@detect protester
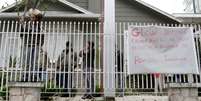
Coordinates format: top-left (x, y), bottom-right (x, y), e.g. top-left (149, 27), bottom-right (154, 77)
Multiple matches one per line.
top-left (56, 41), bottom-right (75, 97)
top-left (19, 8), bottom-right (45, 82)
top-left (116, 50), bottom-right (124, 97)
top-left (80, 41), bottom-right (95, 99)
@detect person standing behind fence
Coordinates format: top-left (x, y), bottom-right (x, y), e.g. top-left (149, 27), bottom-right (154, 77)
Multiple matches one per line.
top-left (80, 41), bottom-right (95, 99)
top-left (38, 48), bottom-right (50, 81)
top-left (19, 8), bottom-right (44, 82)
top-left (116, 50), bottom-right (124, 97)
top-left (56, 41), bottom-right (74, 97)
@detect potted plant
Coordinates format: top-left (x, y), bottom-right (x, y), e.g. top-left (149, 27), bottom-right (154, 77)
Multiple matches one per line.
top-left (93, 84), bottom-right (102, 97)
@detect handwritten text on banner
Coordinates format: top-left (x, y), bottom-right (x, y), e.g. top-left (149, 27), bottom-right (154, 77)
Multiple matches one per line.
top-left (127, 26), bottom-right (199, 74)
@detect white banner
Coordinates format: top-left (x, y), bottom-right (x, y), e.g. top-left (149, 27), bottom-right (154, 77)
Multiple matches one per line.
top-left (126, 26), bottom-right (199, 74)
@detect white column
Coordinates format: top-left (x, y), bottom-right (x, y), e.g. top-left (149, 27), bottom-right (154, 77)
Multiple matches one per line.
top-left (104, 0), bottom-right (115, 97)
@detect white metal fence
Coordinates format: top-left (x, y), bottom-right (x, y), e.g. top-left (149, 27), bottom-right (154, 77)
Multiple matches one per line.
top-left (0, 21), bottom-right (201, 99)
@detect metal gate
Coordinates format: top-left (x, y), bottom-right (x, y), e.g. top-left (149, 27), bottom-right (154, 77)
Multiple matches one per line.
top-left (0, 21), bottom-right (201, 100)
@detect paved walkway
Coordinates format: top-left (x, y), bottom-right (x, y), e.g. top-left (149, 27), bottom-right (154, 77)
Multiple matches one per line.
top-left (1, 96), bottom-right (201, 101)
top-left (52, 96), bottom-right (201, 101)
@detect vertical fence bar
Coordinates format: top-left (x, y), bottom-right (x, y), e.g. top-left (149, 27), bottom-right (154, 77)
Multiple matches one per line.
top-left (19, 21), bottom-right (26, 82)
top-left (64, 21), bottom-right (68, 90)
top-left (115, 22), bottom-right (118, 92)
top-left (34, 21), bottom-right (39, 81)
top-left (62, 21), bottom-right (66, 89)
top-left (8, 21), bottom-right (14, 81)
top-left (63, 21), bottom-right (67, 90)
top-left (72, 21), bottom-right (76, 91)
top-left (28, 21), bottom-right (35, 82)
top-left (40, 21), bottom-right (44, 83)
top-left (117, 22), bottom-right (120, 91)
top-left (5, 21), bottom-right (11, 101)
top-left (74, 21), bottom-right (77, 90)
top-left (24, 21), bottom-right (30, 81)
top-left (76, 21), bottom-right (80, 89)
top-left (62, 21), bottom-right (65, 89)
top-left (68, 21), bottom-right (72, 90)
top-left (94, 22), bottom-right (97, 93)
top-left (122, 22), bottom-right (128, 91)
top-left (195, 24), bottom-right (199, 83)
top-left (189, 23), bottom-right (194, 83)
top-left (43, 21), bottom-right (48, 88)
top-left (126, 22), bottom-right (131, 91)
top-left (80, 22), bottom-right (84, 89)
top-left (90, 22), bottom-right (95, 92)
top-left (85, 22), bottom-right (88, 90)
top-left (33, 21), bottom-right (38, 82)
top-left (57, 21), bottom-right (60, 89)
top-left (198, 24), bottom-right (201, 84)
top-left (14, 21), bottom-right (19, 82)
top-left (37, 21), bottom-right (43, 82)
top-left (53, 21), bottom-right (57, 88)
top-left (0, 21), bottom-right (6, 91)
top-left (47, 21), bottom-right (52, 89)
top-left (49, 21), bottom-right (54, 88)
top-left (58, 21), bottom-right (61, 89)
top-left (98, 22), bottom-right (101, 88)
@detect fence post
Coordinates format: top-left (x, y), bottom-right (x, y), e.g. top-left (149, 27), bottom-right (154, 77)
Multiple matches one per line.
top-left (167, 83), bottom-right (199, 101)
top-left (8, 82), bottom-right (44, 101)
top-left (103, 0), bottom-right (116, 100)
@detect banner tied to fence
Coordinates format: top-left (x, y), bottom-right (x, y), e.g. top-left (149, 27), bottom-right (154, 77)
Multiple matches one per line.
top-left (126, 26), bottom-right (199, 74)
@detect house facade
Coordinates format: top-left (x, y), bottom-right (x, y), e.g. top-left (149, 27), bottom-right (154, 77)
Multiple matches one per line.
top-left (0, 0), bottom-right (182, 71)
top-left (0, 0), bottom-right (181, 23)
top-left (0, 0), bottom-right (195, 100)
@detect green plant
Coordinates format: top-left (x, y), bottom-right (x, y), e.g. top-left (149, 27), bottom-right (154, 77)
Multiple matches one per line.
top-left (9, 56), bottom-right (17, 68)
top-left (0, 86), bottom-right (7, 100)
top-left (41, 81), bottom-right (59, 100)
top-left (42, 81), bottom-right (59, 92)
top-left (95, 85), bottom-right (101, 92)
top-left (93, 84), bottom-right (102, 97)
top-left (0, 71), bottom-right (6, 86)
top-left (0, 71), bottom-right (7, 99)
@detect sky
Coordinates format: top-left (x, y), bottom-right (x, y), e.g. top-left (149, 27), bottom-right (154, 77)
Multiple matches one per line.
top-left (1, 0), bottom-right (185, 14)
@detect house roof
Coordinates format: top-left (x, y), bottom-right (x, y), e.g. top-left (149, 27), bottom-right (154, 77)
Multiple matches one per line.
top-left (173, 13), bottom-right (201, 23)
top-left (0, 1), bottom-right (21, 13)
top-left (129, 0), bottom-right (182, 23)
top-left (0, 11), bottom-right (100, 19)
top-left (57, 0), bottom-right (93, 14)
top-left (173, 13), bottom-right (201, 18)
top-left (0, 0), bottom-right (95, 15)
top-left (0, 0), bottom-right (182, 22)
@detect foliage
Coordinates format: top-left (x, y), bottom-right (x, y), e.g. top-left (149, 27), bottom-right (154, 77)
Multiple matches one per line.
top-left (0, 72), bottom-right (7, 99)
top-left (9, 56), bottom-right (17, 68)
top-left (41, 81), bottom-right (59, 100)
top-left (0, 86), bottom-right (6, 97)
top-left (95, 84), bottom-right (101, 92)
top-left (93, 84), bottom-right (102, 97)
top-left (2, 0), bottom-right (59, 19)
top-left (0, 72), bottom-right (6, 86)
top-left (42, 81), bottom-right (59, 92)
